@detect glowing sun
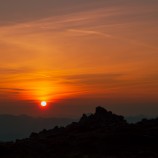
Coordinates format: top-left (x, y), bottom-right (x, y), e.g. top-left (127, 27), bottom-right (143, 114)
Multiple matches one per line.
top-left (41, 101), bottom-right (47, 107)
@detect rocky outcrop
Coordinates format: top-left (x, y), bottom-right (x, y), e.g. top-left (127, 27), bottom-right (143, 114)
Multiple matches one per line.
top-left (79, 106), bottom-right (127, 128)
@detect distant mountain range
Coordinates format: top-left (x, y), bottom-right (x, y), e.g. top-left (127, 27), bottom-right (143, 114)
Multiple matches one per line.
top-left (0, 106), bottom-right (158, 158)
top-left (0, 113), bottom-right (150, 141)
top-left (125, 115), bottom-right (152, 123)
top-left (0, 115), bottom-right (75, 141)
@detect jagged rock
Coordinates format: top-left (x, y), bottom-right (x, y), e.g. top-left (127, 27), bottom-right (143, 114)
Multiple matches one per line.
top-left (95, 106), bottom-right (108, 115)
top-left (78, 106), bottom-right (127, 128)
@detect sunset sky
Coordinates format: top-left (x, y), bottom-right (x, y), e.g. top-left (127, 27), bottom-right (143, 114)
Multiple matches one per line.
top-left (0, 0), bottom-right (158, 117)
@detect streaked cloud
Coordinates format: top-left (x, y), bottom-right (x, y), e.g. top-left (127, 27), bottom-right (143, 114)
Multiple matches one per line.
top-left (0, 0), bottom-right (157, 116)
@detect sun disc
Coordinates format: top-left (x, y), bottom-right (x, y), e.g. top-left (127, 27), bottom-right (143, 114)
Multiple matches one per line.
top-left (41, 101), bottom-right (47, 107)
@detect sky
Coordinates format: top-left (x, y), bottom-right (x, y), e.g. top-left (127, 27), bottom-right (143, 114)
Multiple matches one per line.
top-left (0, 0), bottom-right (158, 117)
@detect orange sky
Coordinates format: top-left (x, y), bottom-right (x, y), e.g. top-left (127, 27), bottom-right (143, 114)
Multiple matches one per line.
top-left (0, 0), bottom-right (158, 117)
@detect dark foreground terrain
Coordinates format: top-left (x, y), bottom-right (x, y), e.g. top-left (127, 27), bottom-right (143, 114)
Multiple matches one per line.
top-left (0, 106), bottom-right (158, 158)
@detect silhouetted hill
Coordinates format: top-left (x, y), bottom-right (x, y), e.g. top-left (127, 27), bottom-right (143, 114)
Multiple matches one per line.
top-left (0, 115), bottom-right (75, 141)
top-left (0, 106), bottom-right (158, 158)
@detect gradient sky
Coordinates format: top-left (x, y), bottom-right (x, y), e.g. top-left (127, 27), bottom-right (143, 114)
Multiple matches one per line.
top-left (0, 0), bottom-right (158, 117)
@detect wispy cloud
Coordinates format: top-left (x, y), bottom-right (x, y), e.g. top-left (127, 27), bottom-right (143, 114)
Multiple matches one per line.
top-left (0, 0), bottom-right (157, 104)
top-left (0, 67), bottom-right (33, 74)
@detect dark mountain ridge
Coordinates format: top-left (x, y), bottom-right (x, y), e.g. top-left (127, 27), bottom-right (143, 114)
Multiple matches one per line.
top-left (0, 106), bottom-right (158, 158)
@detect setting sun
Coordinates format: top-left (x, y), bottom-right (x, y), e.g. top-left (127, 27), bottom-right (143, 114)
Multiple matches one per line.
top-left (41, 101), bottom-right (47, 107)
